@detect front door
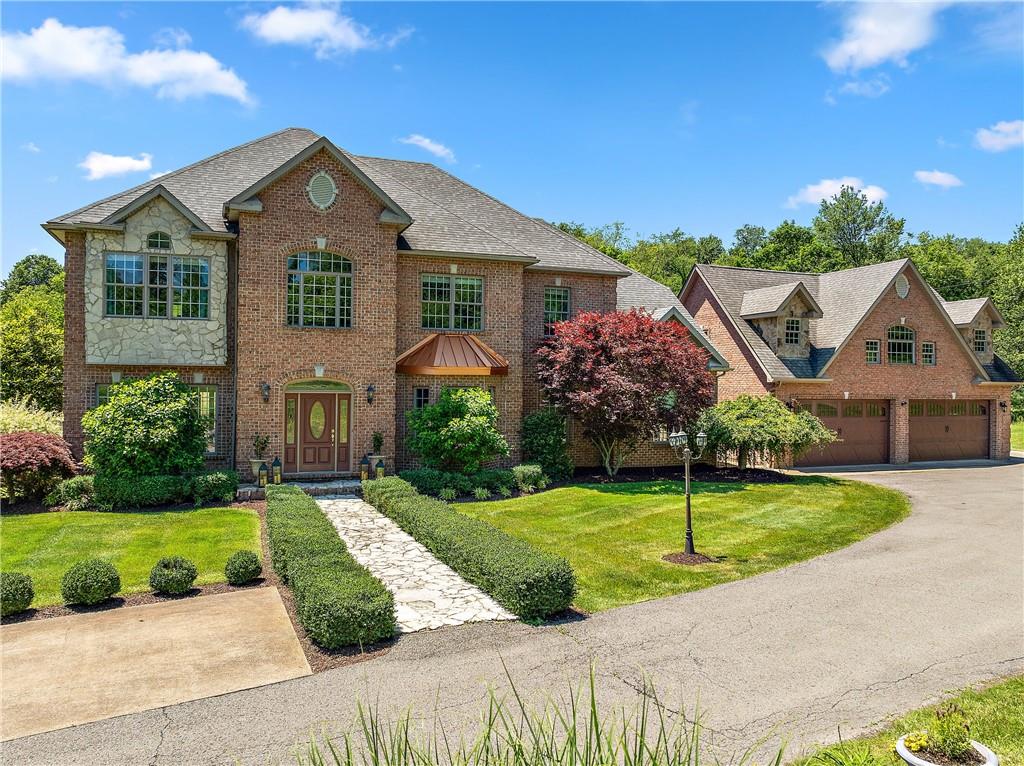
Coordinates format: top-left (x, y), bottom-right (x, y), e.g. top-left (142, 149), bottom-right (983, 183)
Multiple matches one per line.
top-left (300, 393), bottom-right (336, 472)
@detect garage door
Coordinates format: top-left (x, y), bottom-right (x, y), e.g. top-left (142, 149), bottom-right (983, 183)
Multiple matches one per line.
top-left (795, 400), bottom-right (889, 466)
top-left (909, 400), bottom-right (989, 461)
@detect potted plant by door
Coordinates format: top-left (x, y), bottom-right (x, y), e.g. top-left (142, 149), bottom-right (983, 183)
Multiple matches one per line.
top-left (895, 704), bottom-right (999, 766)
top-left (367, 431), bottom-right (385, 475)
top-left (249, 433), bottom-right (270, 479)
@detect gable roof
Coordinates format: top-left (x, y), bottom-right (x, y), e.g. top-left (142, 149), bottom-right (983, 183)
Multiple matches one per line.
top-left (616, 269), bottom-right (729, 370)
top-left (45, 128), bottom-right (627, 276)
top-left (739, 281), bottom-right (822, 319)
top-left (681, 258), bottom-right (1011, 382)
top-left (940, 297), bottom-right (1006, 329)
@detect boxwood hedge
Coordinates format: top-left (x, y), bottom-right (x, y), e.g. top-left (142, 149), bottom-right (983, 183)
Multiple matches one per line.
top-left (265, 485), bottom-right (395, 648)
top-left (362, 477), bottom-right (575, 621)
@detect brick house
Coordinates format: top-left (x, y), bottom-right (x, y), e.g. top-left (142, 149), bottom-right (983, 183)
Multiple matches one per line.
top-left (680, 260), bottom-right (1020, 465)
top-left (46, 128), bottom-right (727, 479)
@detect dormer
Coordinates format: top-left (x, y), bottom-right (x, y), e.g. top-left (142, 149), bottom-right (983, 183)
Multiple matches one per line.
top-left (740, 281), bottom-right (822, 359)
top-left (942, 297), bottom-right (1005, 366)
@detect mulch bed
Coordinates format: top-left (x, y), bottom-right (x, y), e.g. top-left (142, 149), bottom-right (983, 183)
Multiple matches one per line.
top-left (562, 464), bottom-right (791, 487)
top-left (662, 551), bottom-right (718, 566)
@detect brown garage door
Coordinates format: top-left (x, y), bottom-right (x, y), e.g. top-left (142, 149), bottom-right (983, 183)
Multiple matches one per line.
top-left (795, 400), bottom-right (889, 466)
top-left (909, 400), bottom-right (989, 461)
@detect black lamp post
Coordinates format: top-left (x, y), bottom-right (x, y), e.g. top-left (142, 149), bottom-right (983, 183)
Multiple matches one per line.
top-left (668, 429), bottom-right (708, 555)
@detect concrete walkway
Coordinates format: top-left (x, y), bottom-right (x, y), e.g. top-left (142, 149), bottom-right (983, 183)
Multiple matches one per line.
top-left (3, 462), bottom-right (1021, 764)
top-left (0, 588), bottom-right (310, 741)
top-left (318, 495), bottom-right (514, 632)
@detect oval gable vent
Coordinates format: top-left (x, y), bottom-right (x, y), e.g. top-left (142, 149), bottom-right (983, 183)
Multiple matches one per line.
top-left (895, 273), bottom-right (910, 299)
top-left (307, 171), bottom-right (337, 210)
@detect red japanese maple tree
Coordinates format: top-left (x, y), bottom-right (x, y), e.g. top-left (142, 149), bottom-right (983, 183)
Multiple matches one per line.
top-left (535, 309), bottom-right (716, 476)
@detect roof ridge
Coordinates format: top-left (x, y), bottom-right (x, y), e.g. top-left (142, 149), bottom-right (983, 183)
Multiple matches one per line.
top-left (698, 263), bottom-right (821, 276)
top-left (50, 127), bottom-right (319, 224)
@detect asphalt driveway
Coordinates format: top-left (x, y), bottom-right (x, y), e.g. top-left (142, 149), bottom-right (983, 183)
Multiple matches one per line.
top-left (3, 462), bottom-right (1021, 764)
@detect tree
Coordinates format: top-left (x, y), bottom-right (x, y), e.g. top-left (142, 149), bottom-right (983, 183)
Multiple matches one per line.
top-left (623, 229), bottom-right (701, 293)
top-left (904, 233), bottom-right (978, 301)
top-left (535, 309), bottom-right (716, 476)
top-left (1, 254), bottom-right (62, 305)
top-left (554, 221), bottom-right (629, 259)
top-left (812, 186), bottom-right (905, 267)
top-left (728, 224), bottom-right (768, 264)
top-left (0, 283), bottom-right (64, 410)
top-left (406, 387), bottom-right (510, 474)
top-left (697, 394), bottom-right (836, 469)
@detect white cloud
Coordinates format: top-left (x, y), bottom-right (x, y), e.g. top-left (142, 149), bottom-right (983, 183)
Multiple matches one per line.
top-left (839, 75), bottom-right (891, 98)
top-left (974, 120), bottom-right (1024, 152)
top-left (241, 3), bottom-right (412, 59)
top-left (149, 170), bottom-right (172, 179)
top-left (21, 141), bottom-right (41, 153)
top-left (785, 176), bottom-right (888, 208)
top-left (822, 3), bottom-right (947, 73)
top-left (154, 27), bottom-right (192, 49)
top-left (914, 169), bottom-right (963, 188)
top-left (1, 18), bottom-right (251, 104)
top-left (79, 151), bottom-right (152, 181)
top-left (398, 134), bottom-right (456, 163)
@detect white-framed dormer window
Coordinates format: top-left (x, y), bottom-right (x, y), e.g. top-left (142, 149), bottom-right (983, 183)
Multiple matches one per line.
top-left (973, 328), bottom-right (988, 353)
top-left (146, 231), bottom-right (171, 250)
top-left (784, 318), bottom-right (801, 345)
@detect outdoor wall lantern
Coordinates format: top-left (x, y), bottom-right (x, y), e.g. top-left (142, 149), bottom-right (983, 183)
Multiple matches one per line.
top-left (260, 382), bottom-right (271, 402)
top-left (360, 455), bottom-right (370, 481)
top-left (366, 384), bottom-right (376, 404)
top-left (1000, 401), bottom-right (1008, 411)
top-left (667, 430), bottom-right (708, 555)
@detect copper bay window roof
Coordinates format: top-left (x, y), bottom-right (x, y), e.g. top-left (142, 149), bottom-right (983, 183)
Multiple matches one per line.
top-left (396, 333), bottom-right (509, 376)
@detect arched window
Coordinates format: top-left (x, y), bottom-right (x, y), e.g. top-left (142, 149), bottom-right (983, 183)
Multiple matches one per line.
top-left (147, 231), bottom-right (171, 250)
top-left (286, 251), bottom-right (353, 328)
top-left (887, 325), bottom-right (915, 364)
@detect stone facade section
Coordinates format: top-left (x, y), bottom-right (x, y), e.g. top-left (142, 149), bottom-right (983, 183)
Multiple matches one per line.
top-left (750, 293), bottom-right (812, 359)
top-left (83, 197), bottom-right (228, 366)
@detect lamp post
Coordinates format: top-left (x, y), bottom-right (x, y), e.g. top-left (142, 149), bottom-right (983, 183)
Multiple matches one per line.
top-left (668, 429), bottom-right (707, 555)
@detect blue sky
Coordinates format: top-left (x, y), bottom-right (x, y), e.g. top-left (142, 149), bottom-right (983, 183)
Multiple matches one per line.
top-left (3, 2), bottom-right (1022, 277)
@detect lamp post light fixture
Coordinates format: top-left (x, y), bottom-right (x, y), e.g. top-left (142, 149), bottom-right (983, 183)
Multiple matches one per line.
top-left (668, 429), bottom-right (708, 555)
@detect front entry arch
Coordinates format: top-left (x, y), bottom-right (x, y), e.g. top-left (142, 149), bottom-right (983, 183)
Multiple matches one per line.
top-left (284, 380), bottom-right (352, 474)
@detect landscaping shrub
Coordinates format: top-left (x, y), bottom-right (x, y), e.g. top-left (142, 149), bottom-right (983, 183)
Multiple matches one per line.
top-left (149, 556), bottom-right (198, 595)
top-left (439, 487), bottom-right (458, 502)
top-left (61, 559), bottom-right (121, 605)
top-left (399, 468), bottom-right (514, 498)
top-left (0, 431), bottom-right (76, 502)
top-left (511, 464), bottom-right (547, 493)
top-left (265, 485), bottom-right (395, 647)
top-left (94, 473), bottom-right (186, 509)
top-left (225, 550), bottom-right (262, 585)
top-left (521, 408), bottom-right (574, 481)
top-left (473, 487), bottom-right (491, 501)
top-left (189, 470), bottom-right (239, 506)
top-left (930, 703), bottom-right (973, 760)
top-left (473, 468), bottom-right (516, 495)
top-left (363, 478), bottom-right (575, 621)
top-left (45, 475), bottom-right (96, 511)
top-left (0, 397), bottom-right (62, 435)
top-left (81, 372), bottom-right (208, 480)
top-left (406, 388), bottom-right (509, 474)
top-left (1, 572), bottom-right (34, 617)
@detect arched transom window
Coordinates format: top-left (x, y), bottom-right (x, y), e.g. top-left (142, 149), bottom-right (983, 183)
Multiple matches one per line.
top-left (286, 251), bottom-right (353, 328)
top-left (887, 325), bottom-right (915, 364)
top-left (147, 231), bottom-right (171, 250)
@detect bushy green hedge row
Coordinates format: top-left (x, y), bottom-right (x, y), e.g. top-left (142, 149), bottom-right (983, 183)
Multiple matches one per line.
top-left (265, 485), bottom-right (395, 648)
top-left (398, 465), bottom-right (547, 499)
top-left (88, 470), bottom-right (239, 510)
top-left (362, 478), bottom-right (575, 621)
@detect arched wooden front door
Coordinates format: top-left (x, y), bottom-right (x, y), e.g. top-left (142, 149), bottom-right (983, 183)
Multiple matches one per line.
top-left (283, 382), bottom-right (352, 474)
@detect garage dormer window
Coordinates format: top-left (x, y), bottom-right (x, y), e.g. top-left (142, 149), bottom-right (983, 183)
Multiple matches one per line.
top-left (784, 318), bottom-right (801, 345)
top-left (147, 231), bottom-right (171, 250)
top-left (887, 325), bottom-right (915, 364)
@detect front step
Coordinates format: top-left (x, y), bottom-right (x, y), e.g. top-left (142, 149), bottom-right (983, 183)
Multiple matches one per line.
top-left (236, 478), bottom-right (363, 501)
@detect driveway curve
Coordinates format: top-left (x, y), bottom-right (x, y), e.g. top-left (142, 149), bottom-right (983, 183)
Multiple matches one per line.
top-left (4, 462), bottom-right (1022, 765)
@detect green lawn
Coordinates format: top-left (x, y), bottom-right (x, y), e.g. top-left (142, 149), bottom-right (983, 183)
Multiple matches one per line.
top-left (798, 675), bottom-right (1024, 766)
top-left (0, 507), bottom-right (261, 606)
top-left (458, 477), bottom-right (909, 612)
top-left (1012, 421), bottom-right (1024, 451)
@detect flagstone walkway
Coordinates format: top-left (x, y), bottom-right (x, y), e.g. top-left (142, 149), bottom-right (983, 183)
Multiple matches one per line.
top-left (317, 495), bottom-right (515, 633)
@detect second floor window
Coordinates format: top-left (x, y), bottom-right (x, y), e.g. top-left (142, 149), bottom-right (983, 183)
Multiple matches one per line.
top-left (922, 341), bottom-right (936, 366)
top-left (421, 274), bottom-right (483, 331)
top-left (105, 253), bottom-right (209, 319)
top-left (543, 287), bottom-right (571, 336)
top-left (887, 325), bottom-right (915, 364)
top-left (974, 328), bottom-right (988, 353)
top-left (865, 339), bottom-right (880, 364)
top-left (287, 251), bottom-right (352, 328)
top-left (784, 318), bottom-right (801, 345)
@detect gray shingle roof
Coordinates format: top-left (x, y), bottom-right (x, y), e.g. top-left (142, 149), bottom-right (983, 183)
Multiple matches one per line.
top-left (940, 297), bottom-right (990, 326)
top-left (48, 128), bottom-right (628, 276)
top-left (739, 281), bottom-right (816, 318)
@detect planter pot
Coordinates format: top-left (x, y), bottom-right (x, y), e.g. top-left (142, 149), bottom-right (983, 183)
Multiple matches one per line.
top-left (896, 736), bottom-right (999, 766)
top-left (249, 459), bottom-right (266, 478)
top-left (367, 455), bottom-right (385, 476)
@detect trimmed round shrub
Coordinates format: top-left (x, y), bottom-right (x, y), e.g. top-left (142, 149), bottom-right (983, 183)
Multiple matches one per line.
top-left (1, 572), bottom-right (35, 617)
top-left (0, 431), bottom-right (76, 502)
top-left (61, 559), bottom-right (121, 605)
top-left (189, 470), bottom-right (240, 506)
top-left (149, 556), bottom-right (198, 595)
top-left (45, 475), bottom-right (95, 511)
top-left (225, 550), bottom-right (262, 586)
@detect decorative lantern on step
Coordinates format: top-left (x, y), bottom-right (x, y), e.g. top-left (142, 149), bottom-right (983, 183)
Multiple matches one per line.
top-left (271, 456), bottom-right (282, 485)
top-left (258, 462), bottom-right (269, 488)
top-left (375, 458), bottom-right (385, 479)
top-left (360, 455), bottom-right (370, 481)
